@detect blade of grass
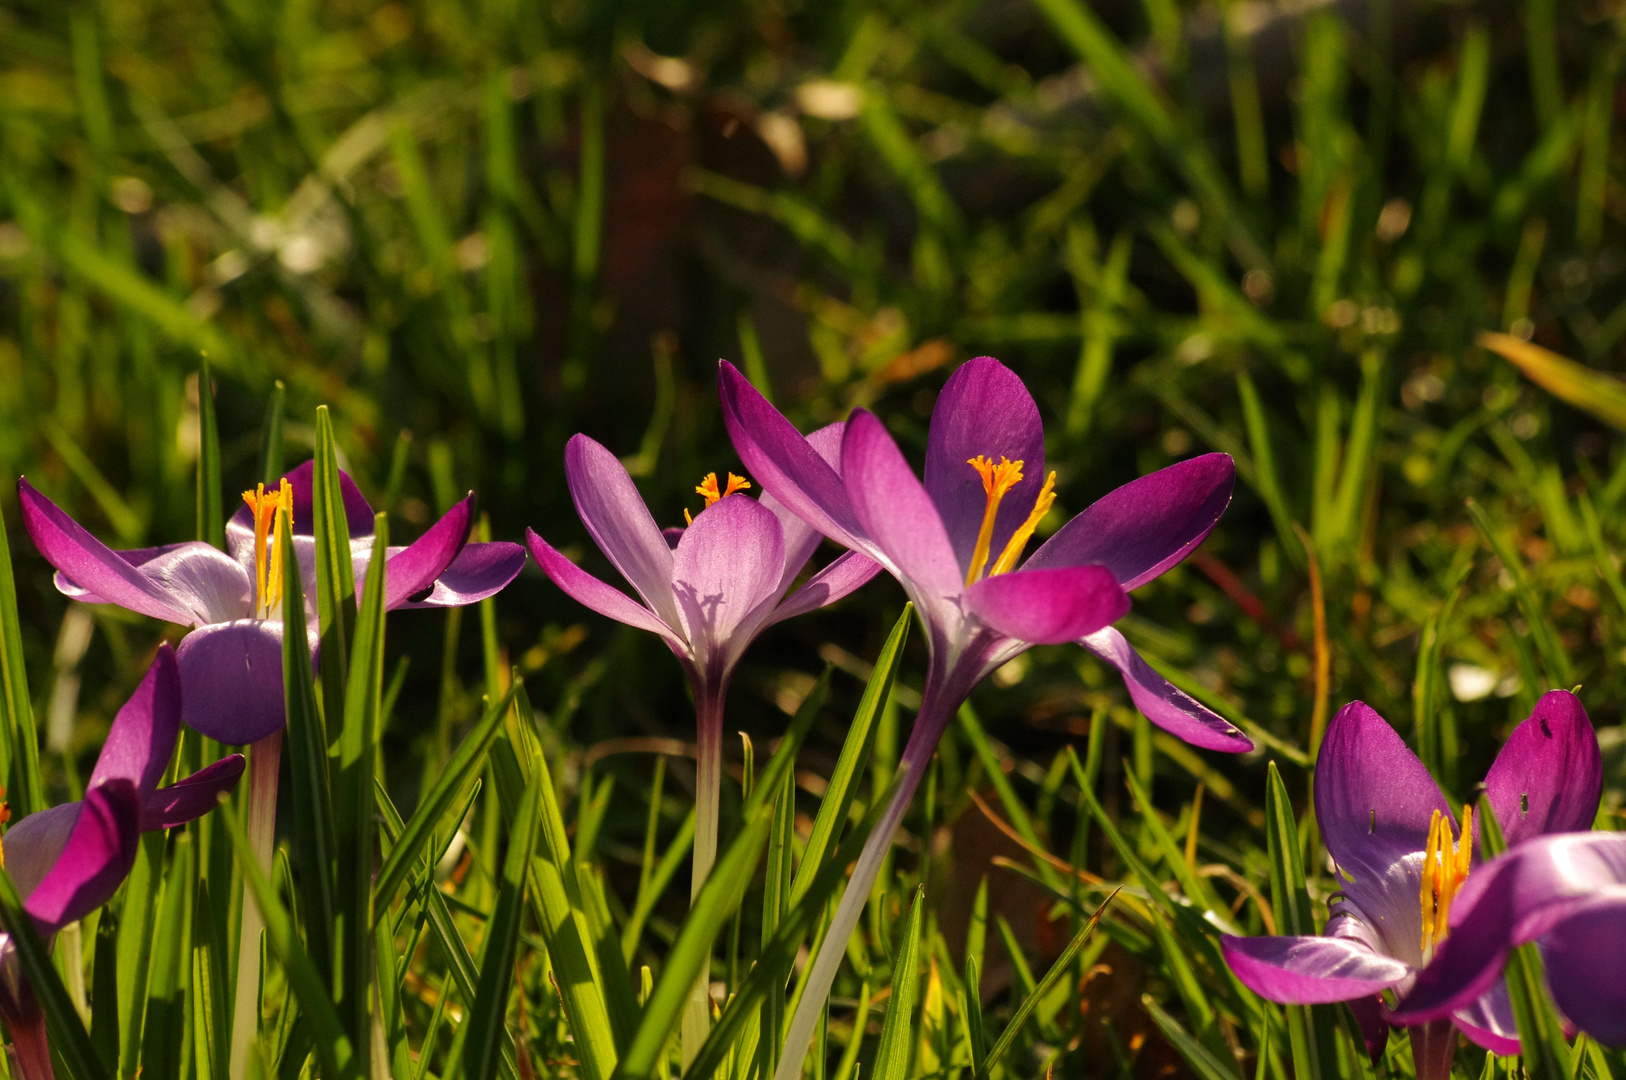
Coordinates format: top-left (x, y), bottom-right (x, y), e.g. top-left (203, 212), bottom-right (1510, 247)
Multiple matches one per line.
top-left (1264, 762), bottom-right (1334, 1080)
top-left (311, 405), bottom-right (356, 739)
top-left (0, 497), bottom-right (37, 817)
top-left (871, 885), bottom-right (925, 1080)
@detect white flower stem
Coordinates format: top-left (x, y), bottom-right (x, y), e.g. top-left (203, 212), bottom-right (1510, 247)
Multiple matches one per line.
top-left (229, 729), bottom-right (282, 1080)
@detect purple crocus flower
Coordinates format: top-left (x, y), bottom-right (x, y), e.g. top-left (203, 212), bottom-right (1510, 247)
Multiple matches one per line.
top-left (1390, 831), bottom-right (1626, 1046)
top-left (1221, 692), bottom-right (1602, 1074)
top-left (717, 356), bottom-right (1250, 1079)
top-left (526, 433), bottom-right (881, 1063)
top-left (18, 460), bottom-right (526, 744)
top-left (0, 644), bottom-right (244, 1080)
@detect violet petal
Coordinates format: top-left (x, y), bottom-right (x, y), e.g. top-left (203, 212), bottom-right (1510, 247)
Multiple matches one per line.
top-left (394, 542), bottom-right (527, 609)
top-left (1079, 627), bottom-right (1252, 752)
top-left (22, 780), bottom-right (140, 934)
top-left (526, 529), bottom-right (685, 650)
top-left (1451, 981), bottom-right (1521, 1055)
top-left (671, 494), bottom-right (785, 670)
top-left (1026, 454), bottom-right (1235, 589)
top-left (140, 754), bottom-right (247, 831)
top-left (86, 643), bottom-right (182, 796)
top-left (761, 422), bottom-right (847, 595)
top-left (1482, 690), bottom-right (1602, 848)
top-left (564, 435), bottom-right (684, 629)
top-left (966, 565), bottom-right (1128, 645)
top-left (1542, 895), bottom-right (1626, 1045)
top-left (923, 357), bottom-right (1045, 577)
top-left (274, 459), bottom-right (376, 538)
top-left (841, 409), bottom-right (963, 599)
top-left (1221, 932), bottom-right (1409, 1003)
top-left (174, 619), bottom-right (288, 744)
top-left (766, 551), bottom-right (885, 629)
top-left (380, 494), bottom-right (473, 609)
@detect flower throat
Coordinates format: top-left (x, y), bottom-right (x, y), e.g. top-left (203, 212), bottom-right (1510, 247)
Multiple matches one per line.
top-left (242, 479), bottom-right (293, 618)
top-left (1418, 804), bottom-right (1473, 959)
top-left (965, 456), bottom-right (1056, 585)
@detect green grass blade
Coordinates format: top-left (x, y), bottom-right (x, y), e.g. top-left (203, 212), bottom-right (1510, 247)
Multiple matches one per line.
top-left (871, 885), bottom-right (925, 1080)
top-left (311, 405), bottom-right (356, 737)
top-left (90, 902), bottom-right (119, 1072)
top-left (1144, 994), bottom-right (1242, 1080)
top-left (0, 496), bottom-right (38, 817)
top-left (260, 379), bottom-right (286, 484)
top-left (1465, 498), bottom-right (1573, 686)
top-left (463, 769), bottom-right (543, 1080)
top-left (1264, 762), bottom-right (1333, 1080)
top-left (191, 879), bottom-right (228, 1080)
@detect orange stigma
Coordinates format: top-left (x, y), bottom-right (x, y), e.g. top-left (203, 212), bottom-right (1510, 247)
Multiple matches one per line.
top-left (965, 456), bottom-right (1057, 584)
top-left (686, 472), bottom-right (752, 524)
top-left (242, 478), bottom-right (293, 617)
top-left (1418, 803), bottom-right (1473, 959)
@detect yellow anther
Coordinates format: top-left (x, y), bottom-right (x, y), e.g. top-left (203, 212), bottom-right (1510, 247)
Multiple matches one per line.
top-left (989, 470), bottom-right (1057, 577)
top-left (965, 456), bottom-right (1025, 585)
top-left (1418, 804), bottom-right (1473, 958)
top-left (241, 478), bottom-right (293, 617)
top-left (695, 472), bottom-right (752, 508)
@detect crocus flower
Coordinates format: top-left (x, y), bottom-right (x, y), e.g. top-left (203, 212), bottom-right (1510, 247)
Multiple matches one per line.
top-left (1391, 831), bottom-right (1626, 1046)
top-left (0, 645), bottom-right (244, 1080)
top-left (18, 460), bottom-right (526, 744)
top-left (1221, 692), bottom-right (1603, 1075)
top-left (525, 433), bottom-right (880, 1063)
top-left (717, 356), bottom-right (1249, 1079)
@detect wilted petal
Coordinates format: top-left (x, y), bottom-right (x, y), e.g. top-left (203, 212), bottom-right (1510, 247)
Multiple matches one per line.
top-left (526, 530), bottom-right (684, 650)
top-left (140, 755), bottom-right (247, 831)
top-left (1542, 895), bottom-right (1626, 1045)
top-left (565, 435), bottom-right (683, 629)
top-left (1315, 701), bottom-right (1451, 923)
top-left (718, 361), bottom-right (870, 552)
top-left (1221, 931), bottom-right (1409, 1003)
top-left (672, 495), bottom-right (785, 669)
top-left (923, 357), bottom-right (1045, 577)
top-left (842, 410), bottom-right (962, 599)
top-left (174, 620), bottom-right (287, 744)
top-left (377, 495), bottom-right (473, 609)
top-left (767, 551), bottom-right (884, 628)
top-left (1026, 454), bottom-right (1235, 590)
top-left (1482, 690), bottom-right (1602, 847)
top-left (395, 542), bottom-right (526, 609)
top-left (19, 479), bottom-right (193, 625)
top-left (22, 781), bottom-right (140, 934)
top-left (1079, 627), bottom-right (1252, 752)
top-left (966, 566), bottom-right (1127, 645)
top-left (87, 644), bottom-right (182, 796)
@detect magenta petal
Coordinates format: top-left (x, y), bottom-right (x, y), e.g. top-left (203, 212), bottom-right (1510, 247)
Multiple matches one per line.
top-left (382, 495), bottom-right (473, 609)
top-left (718, 361), bottom-right (870, 552)
top-left (1026, 454), bottom-right (1235, 590)
top-left (395, 542), bottom-right (526, 609)
top-left (1221, 933), bottom-right (1409, 1003)
top-left (767, 551), bottom-right (884, 628)
top-left (1079, 627), bottom-right (1252, 752)
top-left (1346, 996), bottom-right (1389, 1062)
top-left (526, 530), bottom-right (684, 649)
top-left (174, 620), bottom-right (287, 744)
top-left (1542, 896), bottom-right (1626, 1045)
top-left (672, 495), bottom-right (785, 667)
top-left (273, 459), bottom-right (376, 539)
top-left (140, 755), bottom-right (246, 831)
top-left (761, 422), bottom-right (848, 594)
top-left (23, 781), bottom-right (140, 934)
top-left (1451, 982), bottom-right (1521, 1055)
top-left (19, 479), bottom-right (193, 624)
top-left (53, 541), bottom-right (204, 603)
top-left (87, 644), bottom-right (182, 796)
top-left (1315, 701), bottom-right (1451, 917)
top-left (923, 358), bottom-right (1046, 576)
top-left (564, 435), bottom-right (683, 629)
top-left (1482, 690), bottom-right (1602, 847)
top-left (1, 804), bottom-right (80, 906)
top-left (842, 410), bottom-right (963, 599)
top-left (966, 566), bottom-right (1128, 645)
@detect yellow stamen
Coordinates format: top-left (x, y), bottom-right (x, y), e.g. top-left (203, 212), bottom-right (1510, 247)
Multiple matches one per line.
top-left (695, 472), bottom-right (752, 508)
top-left (965, 456), bottom-right (1025, 585)
top-left (989, 470), bottom-right (1057, 577)
top-left (241, 478), bottom-right (293, 616)
top-left (1418, 803), bottom-right (1473, 958)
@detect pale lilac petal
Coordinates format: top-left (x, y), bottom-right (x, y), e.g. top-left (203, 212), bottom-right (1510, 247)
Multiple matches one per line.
top-left (1451, 982), bottom-right (1521, 1055)
top-left (1026, 454), bottom-right (1235, 589)
top-left (763, 551), bottom-right (883, 628)
top-left (718, 361), bottom-right (870, 553)
top-left (395, 543), bottom-right (526, 609)
top-left (380, 495), bottom-right (473, 609)
top-left (53, 542), bottom-right (200, 603)
top-left (1, 804), bottom-right (81, 906)
top-left (87, 644), bottom-right (182, 796)
top-left (672, 495), bottom-right (785, 670)
top-left (761, 423), bottom-right (848, 594)
top-left (923, 357), bottom-right (1046, 577)
top-left (1315, 701), bottom-right (1451, 922)
top-left (565, 435), bottom-right (683, 629)
top-left (1079, 627), bottom-right (1252, 752)
top-left (1482, 690), bottom-right (1602, 848)
top-left (124, 543), bottom-right (253, 625)
top-left (966, 566), bottom-right (1128, 645)
top-left (139, 755), bottom-right (246, 831)
top-left (1542, 895), bottom-right (1626, 1045)
top-left (22, 781), bottom-right (140, 933)
top-left (1221, 932), bottom-right (1409, 1003)
top-left (841, 410), bottom-right (963, 599)
top-left (19, 479), bottom-right (193, 624)
top-left (174, 620), bottom-right (287, 744)
top-left (526, 530), bottom-right (684, 650)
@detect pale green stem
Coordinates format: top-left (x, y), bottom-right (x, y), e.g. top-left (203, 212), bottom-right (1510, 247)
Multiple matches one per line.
top-left (229, 729), bottom-right (282, 1080)
top-left (680, 686), bottom-right (726, 1071)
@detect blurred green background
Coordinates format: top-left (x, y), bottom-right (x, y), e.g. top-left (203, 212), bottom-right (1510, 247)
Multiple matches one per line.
top-left (2, 0), bottom-right (1624, 1069)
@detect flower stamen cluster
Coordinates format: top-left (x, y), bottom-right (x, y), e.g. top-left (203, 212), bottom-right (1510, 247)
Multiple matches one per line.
top-left (964, 455), bottom-right (1057, 584)
top-left (1419, 804), bottom-right (1473, 959)
top-left (685, 472), bottom-right (752, 524)
top-left (242, 478), bottom-right (292, 618)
